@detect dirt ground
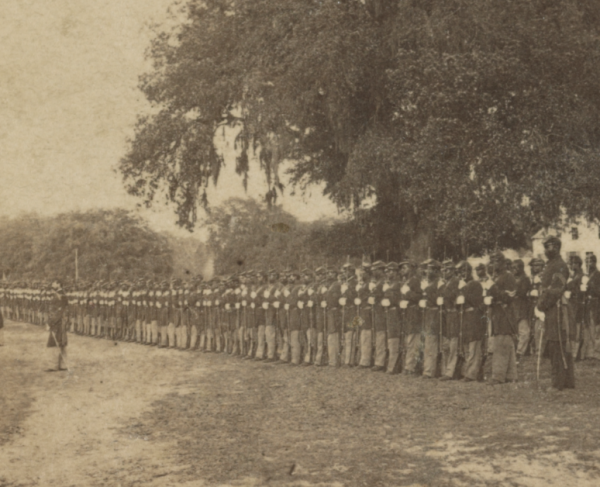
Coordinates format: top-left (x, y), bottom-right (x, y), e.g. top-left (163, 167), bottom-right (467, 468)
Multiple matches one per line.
top-left (1, 320), bottom-right (599, 487)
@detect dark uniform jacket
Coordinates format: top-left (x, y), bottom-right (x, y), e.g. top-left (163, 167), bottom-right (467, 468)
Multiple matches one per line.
top-left (368, 279), bottom-right (385, 333)
top-left (315, 280), bottom-right (330, 332)
top-left (400, 275), bottom-right (422, 336)
top-left (442, 276), bottom-right (460, 339)
top-left (339, 278), bottom-right (356, 327)
top-left (537, 255), bottom-right (571, 342)
top-left (586, 268), bottom-right (600, 327)
top-left (566, 272), bottom-right (584, 332)
top-left (288, 284), bottom-right (302, 331)
top-left (354, 280), bottom-right (370, 331)
top-left (488, 270), bottom-right (517, 336)
top-left (529, 273), bottom-right (543, 323)
top-left (325, 281), bottom-right (342, 334)
top-left (261, 283), bottom-right (278, 327)
top-left (423, 278), bottom-right (444, 336)
top-left (306, 282), bottom-right (319, 331)
top-left (512, 273), bottom-right (531, 323)
top-left (460, 279), bottom-right (485, 343)
top-left (382, 280), bottom-right (401, 339)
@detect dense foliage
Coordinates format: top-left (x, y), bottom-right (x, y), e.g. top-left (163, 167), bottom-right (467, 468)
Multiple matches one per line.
top-left (121, 0), bottom-right (600, 259)
top-left (0, 210), bottom-right (176, 282)
top-left (205, 198), bottom-right (374, 275)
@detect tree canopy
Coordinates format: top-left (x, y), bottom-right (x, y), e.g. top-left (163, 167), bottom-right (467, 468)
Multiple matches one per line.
top-left (120, 0), bottom-right (600, 260)
top-left (0, 210), bottom-right (182, 282)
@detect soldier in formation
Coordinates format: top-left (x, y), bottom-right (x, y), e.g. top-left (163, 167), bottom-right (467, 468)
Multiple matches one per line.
top-left (0, 235), bottom-right (589, 389)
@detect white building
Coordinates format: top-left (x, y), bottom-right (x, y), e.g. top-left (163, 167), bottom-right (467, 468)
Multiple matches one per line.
top-left (532, 219), bottom-right (600, 262)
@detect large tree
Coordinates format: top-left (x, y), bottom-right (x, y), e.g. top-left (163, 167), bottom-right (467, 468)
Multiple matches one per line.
top-left (120, 0), bottom-right (600, 260)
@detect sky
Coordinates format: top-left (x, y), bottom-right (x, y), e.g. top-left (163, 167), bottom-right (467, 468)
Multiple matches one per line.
top-left (0, 0), bottom-right (338, 239)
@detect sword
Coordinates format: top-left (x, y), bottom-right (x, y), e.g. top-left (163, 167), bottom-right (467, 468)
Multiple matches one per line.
top-left (537, 326), bottom-right (544, 385)
top-left (557, 298), bottom-right (568, 369)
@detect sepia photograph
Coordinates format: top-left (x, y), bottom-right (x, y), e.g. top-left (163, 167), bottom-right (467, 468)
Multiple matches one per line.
top-left (2, 1), bottom-right (600, 486)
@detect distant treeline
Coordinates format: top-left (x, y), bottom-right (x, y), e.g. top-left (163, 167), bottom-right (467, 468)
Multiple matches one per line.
top-left (0, 209), bottom-right (209, 282)
top-left (204, 198), bottom-right (380, 276)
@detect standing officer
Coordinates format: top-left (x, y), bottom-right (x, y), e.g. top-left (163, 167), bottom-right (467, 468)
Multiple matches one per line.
top-left (46, 280), bottom-right (69, 372)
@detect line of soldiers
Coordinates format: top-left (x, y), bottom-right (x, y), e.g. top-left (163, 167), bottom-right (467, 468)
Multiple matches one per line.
top-left (1, 235), bottom-right (597, 389)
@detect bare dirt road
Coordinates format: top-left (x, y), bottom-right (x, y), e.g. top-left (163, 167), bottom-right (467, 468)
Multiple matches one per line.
top-left (1, 320), bottom-right (600, 487)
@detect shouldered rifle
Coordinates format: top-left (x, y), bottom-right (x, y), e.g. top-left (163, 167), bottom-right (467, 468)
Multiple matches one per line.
top-left (371, 299), bottom-right (376, 366)
top-left (395, 306), bottom-right (407, 374)
top-left (286, 306), bottom-right (291, 358)
top-left (453, 302), bottom-right (465, 380)
top-left (237, 305), bottom-right (244, 357)
top-left (436, 299), bottom-right (443, 378)
top-left (340, 302), bottom-right (345, 364)
top-left (478, 299), bottom-right (492, 381)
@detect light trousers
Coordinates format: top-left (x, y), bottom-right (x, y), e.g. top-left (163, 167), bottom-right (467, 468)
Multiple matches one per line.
top-left (423, 334), bottom-right (439, 377)
top-left (290, 330), bottom-right (301, 364)
top-left (315, 332), bottom-right (325, 365)
top-left (491, 334), bottom-right (517, 383)
top-left (386, 337), bottom-right (400, 373)
top-left (256, 325), bottom-right (266, 358)
top-left (441, 336), bottom-right (459, 378)
top-left (303, 328), bottom-right (316, 363)
top-left (374, 331), bottom-right (387, 367)
top-left (581, 319), bottom-right (598, 359)
top-left (359, 329), bottom-right (373, 367)
top-left (343, 330), bottom-right (356, 365)
top-left (463, 340), bottom-right (482, 380)
top-left (279, 330), bottom-right (290, 362)
top-left (516, 318), bottom-right (531, 355)
top-left (404, 333), bottom-right (420, 373)
top-left (327, 332), bottom-right (340, 366)
top-left (265, 324), bottom-right (276, 359)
